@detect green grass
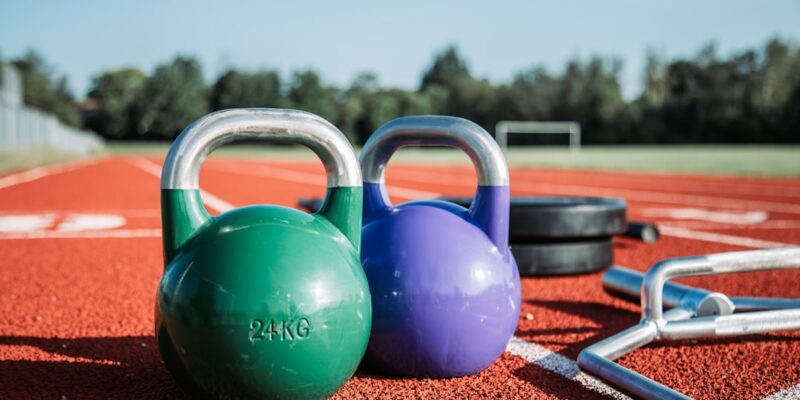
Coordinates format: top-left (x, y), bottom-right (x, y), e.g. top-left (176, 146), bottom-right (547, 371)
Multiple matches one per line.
top-left (0, 147), bottom-right (92, 174)
top-left (509, 145), bottom-right (800, 176)
top-left (104, 142), bottom-right (800, 177)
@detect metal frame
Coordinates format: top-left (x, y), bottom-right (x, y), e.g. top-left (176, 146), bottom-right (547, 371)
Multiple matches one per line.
top-left (494, 121), bottom-right (581, 152)
top-left (578, 248), bottom-right (800, 400)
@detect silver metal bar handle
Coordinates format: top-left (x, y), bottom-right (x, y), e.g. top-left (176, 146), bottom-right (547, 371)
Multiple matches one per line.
top-left (642, 248), bottom-right (800, 321)
top-left (604, 266), bottom-right (800, 314)
top-left (578, 347), bottom-right (691, 400)
top-left (578, 307), bottom-right (696, 400)
top-left (581, 249), bottom-right (800, 400)
top-left (161, 108), bottom-right (361, 189)
top-left (604, 266), bottom-right (713, 310)
top-left (729, 296), bottom-right (800, 311)
top-left (359, 116), bottom-right (509, 186)
top-left (661, 308), bottom-right (800, 339)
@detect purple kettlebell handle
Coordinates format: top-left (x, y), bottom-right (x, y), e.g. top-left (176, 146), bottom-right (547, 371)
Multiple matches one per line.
top-left (359, 116), bottom-right (511, 250)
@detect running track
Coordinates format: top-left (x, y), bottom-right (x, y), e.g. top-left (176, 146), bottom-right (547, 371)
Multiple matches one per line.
top-left (0, 156), bottom-right (799, 399)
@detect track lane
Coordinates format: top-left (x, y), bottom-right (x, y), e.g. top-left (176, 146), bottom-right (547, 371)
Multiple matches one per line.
top-left (0, 158), bottom-right (185, 399)
top-left (2, 156), bottom-right (799, 399)
top-left (198, 157), bottom-right (800, 399)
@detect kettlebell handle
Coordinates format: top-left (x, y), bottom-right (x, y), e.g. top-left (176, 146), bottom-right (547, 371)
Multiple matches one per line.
top-left (162, 108), bottom-right (360, 189)
top-left (359, 116), bottom-right (510, 250)
top-left (160, 108), bottom-right (362, 262)
top-left (360, 116), bottom-right (508, 186)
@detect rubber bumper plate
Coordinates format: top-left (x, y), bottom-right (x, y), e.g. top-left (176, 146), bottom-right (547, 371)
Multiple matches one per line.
top-left (511, 237), bottom-right (614, 276)
top-left (438, 196), bottom-right (627, 240)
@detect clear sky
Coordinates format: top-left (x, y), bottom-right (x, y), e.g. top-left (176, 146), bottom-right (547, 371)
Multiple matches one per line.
top-left (1, 1), bottom-right (798, 100)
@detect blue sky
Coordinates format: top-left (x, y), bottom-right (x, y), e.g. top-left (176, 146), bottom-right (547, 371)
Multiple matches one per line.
top-left (1, 1), bottom-right (798, 100)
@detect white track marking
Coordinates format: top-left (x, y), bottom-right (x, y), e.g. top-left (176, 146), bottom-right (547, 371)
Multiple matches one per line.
top-left (205, 163), bottom-right (440, 200)
top-left (0, 229), bottom-right (161, 240)
top-left (648, 220), bottom-right (800, 231)
top-left (0, 214), bottom-right (57, 232)
top-left (642, 208), bottom-right (769, 225)
top-left (0, 213), bottom-right (128, 238)
top-left (0, 159), bottom-right (99, 190)
top-left (128, 158), bottom-right (234, 213)
top-left (506, 336), bottom-right (630, 399)
top-left (0, 209), bottom-right (161, 218)
top-left (57, 214), bottom-right (126, 232)
top-left (764, 383), bottom-right (800, 400)
top-left (379, 168), bottom-right (800, 215)
top-left (205, 161), bottom-right (800, 248)
top-left (395, 163), bottom-right (800, 198)
top-left (215, 162), bottom-right (325, 186)
top-left (659, 226), bottom-right (795, 249)
top-left (517, 182), bottom-right (800, 215)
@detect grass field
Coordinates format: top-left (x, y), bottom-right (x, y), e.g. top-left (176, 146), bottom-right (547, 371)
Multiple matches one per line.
top-left (1, 143), bottom-right (797, 176)
top-left (105, 142), bottom-right (800, 177)
top-left (0, 147), bottom-right (93, 173)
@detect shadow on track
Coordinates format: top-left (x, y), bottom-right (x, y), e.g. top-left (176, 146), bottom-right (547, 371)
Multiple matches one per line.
top-left (0, 335), bottom-right (186, 399)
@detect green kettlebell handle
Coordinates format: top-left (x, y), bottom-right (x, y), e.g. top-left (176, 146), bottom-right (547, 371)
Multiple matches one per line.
top-left (160, 108), bottom-right (362, 262)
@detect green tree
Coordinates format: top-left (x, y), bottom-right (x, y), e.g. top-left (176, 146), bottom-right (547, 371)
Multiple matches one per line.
top-left (11, 50), bottom-right (80, 127)
top-left (420, 45), bottom-right (471, 91)
top-left (334, 73), bottom-right (377, 143)
top-left (211, 69), bottom-right (283, 110)
top-left (132, 56), bottom-right (208, 139)
top-left (85, 68), bottom-right (146, 139)
top-left (287, 70), bottom-right (338, 122)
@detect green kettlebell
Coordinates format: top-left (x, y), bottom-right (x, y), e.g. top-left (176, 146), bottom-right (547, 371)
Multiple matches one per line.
top-left (156, 108), bottom-right (371, 399)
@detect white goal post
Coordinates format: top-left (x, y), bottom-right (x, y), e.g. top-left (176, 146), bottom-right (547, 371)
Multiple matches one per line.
top-left (495, 121), bottom-right (581, 152)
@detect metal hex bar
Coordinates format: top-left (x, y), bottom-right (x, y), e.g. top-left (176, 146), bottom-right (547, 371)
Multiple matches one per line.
top-left (642, 248), bottom-right (800, 321)
top-left (603, 266), bottom-right (800, 313)
top-left (578, 307), bottom-right (695, 400)
top-left (578, 248), bottom-right (800, 400)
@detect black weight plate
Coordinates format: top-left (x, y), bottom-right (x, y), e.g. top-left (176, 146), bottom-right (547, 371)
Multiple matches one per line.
top-left (438, 196), bottom-right (627, 240)
top-left (511, 237), bottom-right (613, 276)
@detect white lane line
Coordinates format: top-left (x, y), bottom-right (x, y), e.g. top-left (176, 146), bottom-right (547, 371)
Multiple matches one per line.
top-left (764, 384), bottom-right (800, 400)
top-left (641, 220), bottom-right (800, 231)
top-left (383, 168), bottom-right (800, 215)
top-left (206, 162), bottom-right (800, 249)
top-left (0, 229), bottom-right (161, 240)
top-left (506, 336), bottom-right (630, 399)
top-left (0, 214), bottom-right (57, 232)
top-left (659, 226), bottom-right (795, 249)
top-left (0, 158), bottom-right (100, 190)
top-left (227, 158), bottom-right (800, 198)
top-left (128, 158), bottom-right (234, 213)
top-left (393, 162), bottom-right (800, 199)
top-left (641, 208), bottom-right (769, 225)
top-left (205, 163), bottom-right (440, 200)
top-left (0, 209), bottom-right (161, 218)
top-left (56, 213), bottom-right (126, 232)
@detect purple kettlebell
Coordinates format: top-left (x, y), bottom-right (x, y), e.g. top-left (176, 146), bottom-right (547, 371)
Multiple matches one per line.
top-left (360, 116), bottom-right (521, 378)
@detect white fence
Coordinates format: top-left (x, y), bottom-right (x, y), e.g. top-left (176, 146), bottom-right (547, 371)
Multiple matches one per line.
top-left (1, 64), bottom-right (103, 155)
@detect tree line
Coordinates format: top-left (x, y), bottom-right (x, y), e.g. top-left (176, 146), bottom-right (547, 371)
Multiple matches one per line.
top-left (4, 38), bottom-right (800, 145)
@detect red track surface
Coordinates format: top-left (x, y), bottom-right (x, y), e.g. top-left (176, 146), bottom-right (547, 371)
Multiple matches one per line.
top-left (1, 156), bottom-right (799, 399)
